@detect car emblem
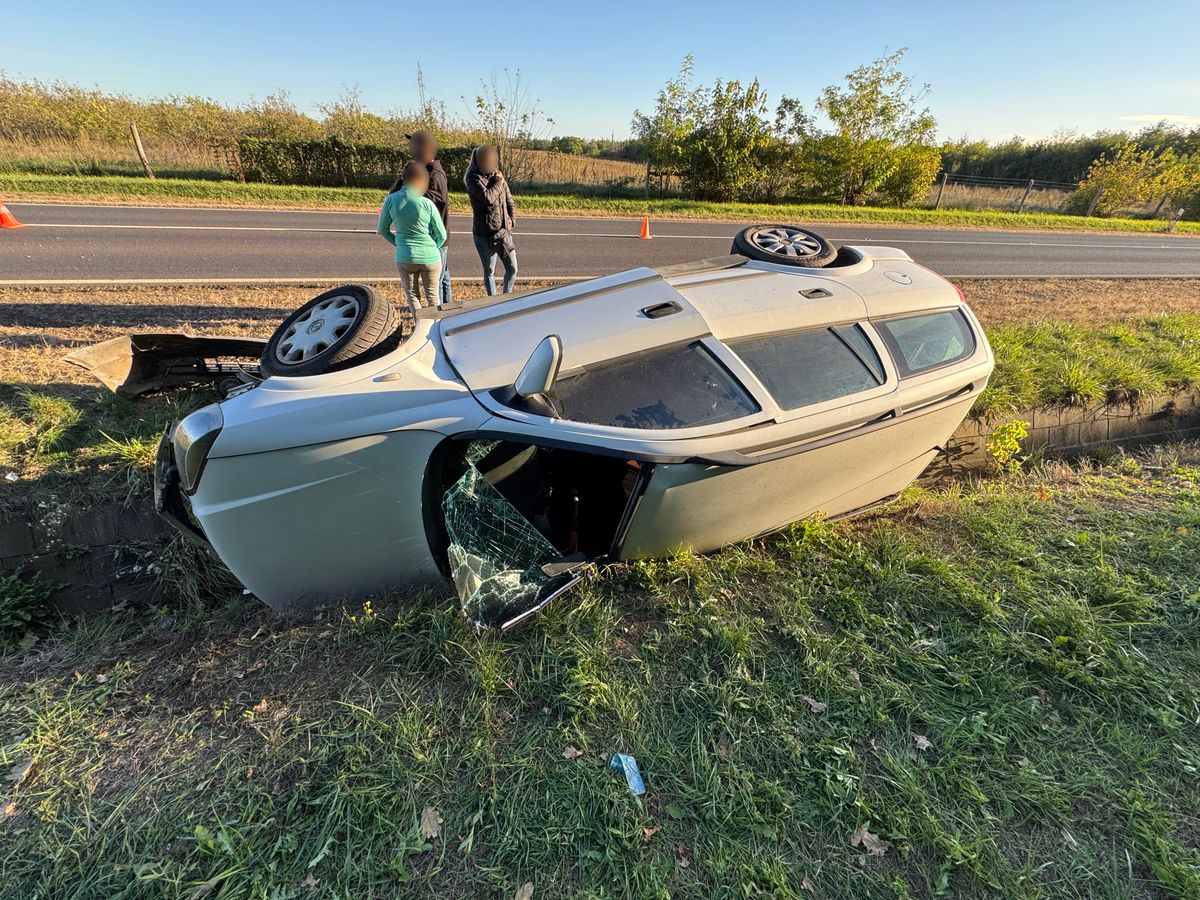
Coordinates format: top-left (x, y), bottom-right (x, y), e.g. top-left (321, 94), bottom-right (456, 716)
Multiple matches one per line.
top-left (307, 318), bottom-right (326, 334)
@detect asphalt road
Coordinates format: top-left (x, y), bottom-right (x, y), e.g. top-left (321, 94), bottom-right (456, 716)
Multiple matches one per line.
top-left (2, 202), bottom-right (1199, 284)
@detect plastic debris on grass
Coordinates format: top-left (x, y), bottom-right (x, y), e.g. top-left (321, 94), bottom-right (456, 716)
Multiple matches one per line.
top-left (610, 753), bottom-right (646, 795)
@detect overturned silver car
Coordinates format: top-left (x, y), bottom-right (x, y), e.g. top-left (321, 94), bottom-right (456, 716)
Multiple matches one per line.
top-left (74, 225), bottom-right (993, 628)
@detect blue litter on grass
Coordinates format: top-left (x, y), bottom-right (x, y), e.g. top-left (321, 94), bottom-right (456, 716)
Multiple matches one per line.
top-left (610, 753), bottom-right (645, 795)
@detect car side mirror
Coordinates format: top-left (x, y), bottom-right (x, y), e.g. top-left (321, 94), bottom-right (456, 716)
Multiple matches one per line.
top-left (514, 335), bottom-right (563, 398)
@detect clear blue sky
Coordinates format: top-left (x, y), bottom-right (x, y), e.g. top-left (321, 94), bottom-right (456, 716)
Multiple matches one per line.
top-left (5, 0), bottom-right (1199, 141)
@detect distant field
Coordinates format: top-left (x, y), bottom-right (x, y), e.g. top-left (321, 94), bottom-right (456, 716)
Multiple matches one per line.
top-left (4, 172), bottom-right (1198, 234)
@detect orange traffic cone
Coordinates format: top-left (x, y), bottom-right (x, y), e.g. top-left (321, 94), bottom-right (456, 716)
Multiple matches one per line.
top-left (0, 203), bottom-right (24, 229)
top-left (638, 216), bottom-right (652, 240)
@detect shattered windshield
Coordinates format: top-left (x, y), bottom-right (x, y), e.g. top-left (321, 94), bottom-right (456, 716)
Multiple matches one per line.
top-left (443, 441), bottom-right (576, 628)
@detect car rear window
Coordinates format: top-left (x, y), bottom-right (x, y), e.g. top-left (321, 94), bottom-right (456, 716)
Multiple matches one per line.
top-left (551, 341), bottom-right (759, 429)
top-left (876, 310), bottom-right (975, 376)
top-left (727, 325), bottom-right (885, 411)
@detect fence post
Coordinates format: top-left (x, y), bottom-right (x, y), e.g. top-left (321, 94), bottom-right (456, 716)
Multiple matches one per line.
top-left (1085, 186), bottom-right (1104, 217)
top-left (129, 123), bottom-right (155, 179)
top-left (1016, 178), bottom-right (1034, 213)
top-left (1152, 192), bottom-right (1170, 217)
top-left (935, 171), bottom-right (948, 209)
top-left (1167, 208), bottom-right (1185, 233)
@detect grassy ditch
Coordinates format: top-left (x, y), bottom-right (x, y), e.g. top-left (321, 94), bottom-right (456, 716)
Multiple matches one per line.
top-left (2, 446), bottom-right (1199, 897)
top-left (4, 172), bottom-right (1198, 234)
top-left (4, 282), bottom-right (1200, 896)
top-left (977, 314), bottom-right (1200, 418)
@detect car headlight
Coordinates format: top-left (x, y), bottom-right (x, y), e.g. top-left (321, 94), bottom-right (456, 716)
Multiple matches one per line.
top-left (172, 404), bottom-right (223, 494)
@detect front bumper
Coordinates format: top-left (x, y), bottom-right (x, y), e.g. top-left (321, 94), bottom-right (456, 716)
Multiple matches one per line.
top-left (154, 424), bottom-right (212, 550)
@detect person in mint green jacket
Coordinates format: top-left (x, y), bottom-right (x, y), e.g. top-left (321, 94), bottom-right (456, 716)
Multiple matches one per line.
top-left (378, 161), bottom-right (448, 310)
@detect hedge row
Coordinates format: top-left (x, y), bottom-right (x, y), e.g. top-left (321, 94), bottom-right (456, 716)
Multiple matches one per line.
top-left (233, 137), bottom-right (474, 189)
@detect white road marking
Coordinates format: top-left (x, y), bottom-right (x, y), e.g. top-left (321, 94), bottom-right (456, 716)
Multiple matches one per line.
top-left (21, 222), bottom-right (706, 239)
top-left (0, 275), bottom-right (595, 286)
top-left (12, 221), bottom-right (1197, 251)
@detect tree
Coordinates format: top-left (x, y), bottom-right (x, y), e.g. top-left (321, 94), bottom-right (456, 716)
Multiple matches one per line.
top-left (1068, 142), bottom-right (1182, 216)
top-left (631, 56), bottom-right (705, 183)
top-left (466, 70), bottom-right (553, 185)
top-left (688, 78), bottom-right (774, 201)
top-left (550, 135), bottom-right (586, 155)
top-left (319, 87), bottom-right (390, 145)
top-left (806, 49), bottom-right (939, 205)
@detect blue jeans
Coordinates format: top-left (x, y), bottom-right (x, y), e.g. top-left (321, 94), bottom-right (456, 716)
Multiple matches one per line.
top-left (438, 246), bottom-right (453, 306)
top-left (473, 234), bottom-right (518, 295)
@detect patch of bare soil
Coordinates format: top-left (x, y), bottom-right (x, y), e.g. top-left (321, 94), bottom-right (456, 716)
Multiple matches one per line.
top-left (953, 278), bottom-right (1200, 327)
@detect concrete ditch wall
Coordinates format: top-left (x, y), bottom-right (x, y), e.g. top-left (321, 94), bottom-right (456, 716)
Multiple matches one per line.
top-left (935, 389), bottom-right (1200, 474)
top-left (4, 390), bottom-right (1200, 614)
top-left (1, 500), bottom-right (168, 613)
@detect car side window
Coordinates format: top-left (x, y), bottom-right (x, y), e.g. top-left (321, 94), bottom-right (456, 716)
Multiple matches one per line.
top-left (550, 341), bottom-right (760, 430)
top-left (876, 310), bottom-right (975, 376)
top-left (727, 325), bottom-right (885, 411)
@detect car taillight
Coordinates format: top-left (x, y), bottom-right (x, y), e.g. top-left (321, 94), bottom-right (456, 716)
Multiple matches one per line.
top-left (172, 404), bottom-right (223, 494)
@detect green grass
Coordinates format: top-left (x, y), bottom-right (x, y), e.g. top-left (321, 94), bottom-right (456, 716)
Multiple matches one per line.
top-left (976, 314), bottom-right (1200, 418)
top-left (4, 172), bottom-right (1198, 234)
top-left (0, 385), bottom-right (215, 504)
top-left (2, 448), bottom-right (1199, 897)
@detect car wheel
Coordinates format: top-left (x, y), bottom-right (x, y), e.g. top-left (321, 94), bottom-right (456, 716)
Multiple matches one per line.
top-left (731, 224), bottom-right (838, 268)
top-left (260, 284), bottom-right (397, 377)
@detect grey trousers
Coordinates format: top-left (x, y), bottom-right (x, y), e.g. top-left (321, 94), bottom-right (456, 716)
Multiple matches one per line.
top-left (397, 262), bottom-right (443, 310)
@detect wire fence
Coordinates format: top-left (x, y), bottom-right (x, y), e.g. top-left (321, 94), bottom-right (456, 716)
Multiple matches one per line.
top-left (929, 172), bottom-right (1080, 214)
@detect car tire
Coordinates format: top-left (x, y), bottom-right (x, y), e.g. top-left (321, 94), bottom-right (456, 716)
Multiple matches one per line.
top-left (260, 284), bottom-right (397, 378)
top-left (731, 224), bottom-right (838, 268)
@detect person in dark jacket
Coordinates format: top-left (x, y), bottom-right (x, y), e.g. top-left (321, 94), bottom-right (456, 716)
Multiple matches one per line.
top-left (464, 145), bottom-right (518, 295)
top-left (389, 130), bottom-right (452, 305)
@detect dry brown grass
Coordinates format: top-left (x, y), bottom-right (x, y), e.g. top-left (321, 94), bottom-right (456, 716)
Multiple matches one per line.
top-left (0, 281), bottom-right (560, 390)
top-left (2, 278), bottom-right (1199, 391)
top-left (954, 278), bottom-right (1200, 327)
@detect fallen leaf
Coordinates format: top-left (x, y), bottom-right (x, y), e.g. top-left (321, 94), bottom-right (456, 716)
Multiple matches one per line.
top-left (802, 696), bottom-right (827, 714)
top-left (674, 841), bottom-right (692, 868)
top-left (250, 625), bottom-right (269, 641)
top-left (1177, 525), bottom-right (1189, 535)
top-left (642, 825), bottom-right (660, 843)
top-left (1033, 685), bottom-right (1051, 704)
top-left (237, 659), bottom-right (267, 679)
top-left (513, 882), bottom-right (534, 900)
top-left (562, 745), bottom-right (585, 760)
top-left (850, 824), bottom-right (891, 857)
top-left (541, 706), bottom-right (551, 715)
top-left (913, 734), bottom-right (933, 751)
top-left (251, 699), bottom-right (268, 715)
top-left (95, 673), bottom-right (109, 684)
top-left (846, 669), bottom-right (862, 688)
top-left (300, 873), bottom-right (319, 889)
top-left (111, 598), bottom-right (130, 612)
top-left (419, 806), bottom-right (442, 840)
top-left (801, 875), bottom-right (815, 893)
top-left (7, 757), bottom-right (33, 784)
top-left (718, 587), bottom-right (735, 600)
top-left (717, 731), bottom-right (732, 757)
top-left (3, 802), bottom-right (17, 818)
top-left (924, 621), bottom-right (941, 633)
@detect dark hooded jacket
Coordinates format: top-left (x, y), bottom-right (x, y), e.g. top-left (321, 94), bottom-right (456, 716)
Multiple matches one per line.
top-left (464, 147), bottom-right (515, 239)
top-left (388, 159), bottom-right (449, 234)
